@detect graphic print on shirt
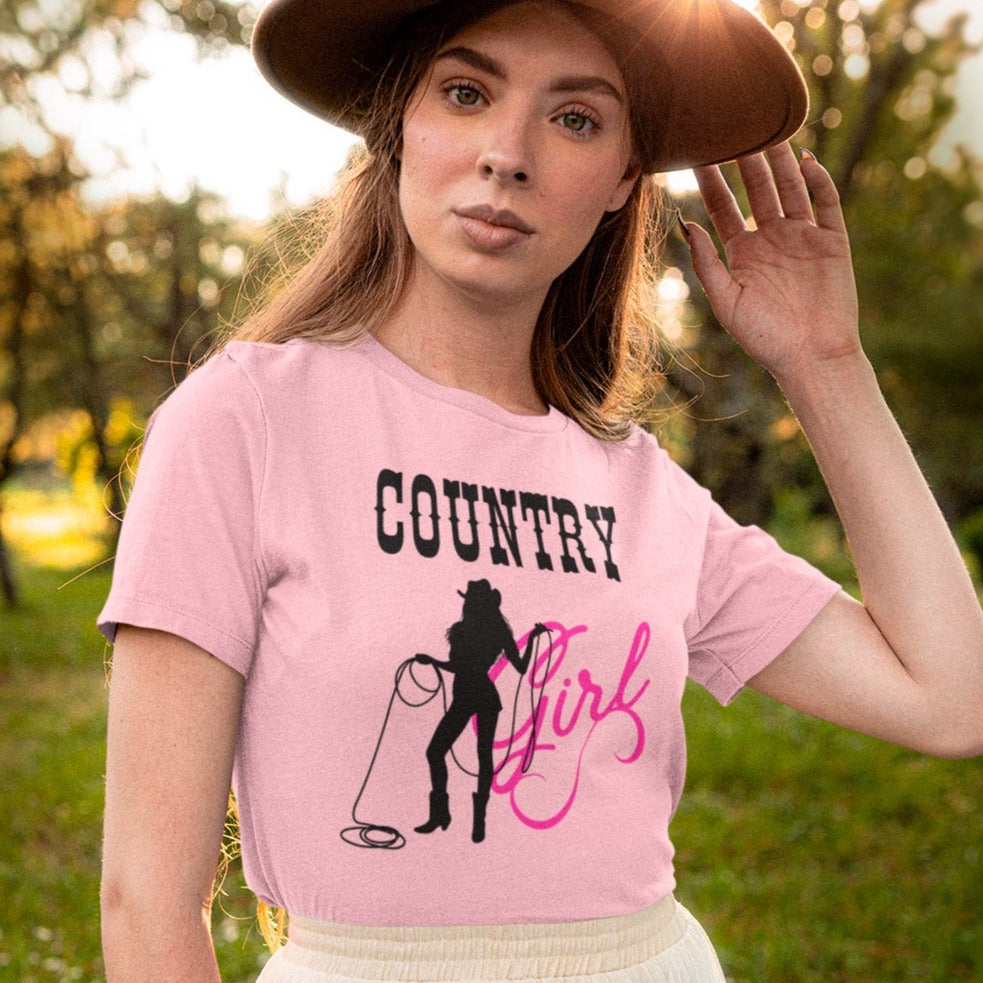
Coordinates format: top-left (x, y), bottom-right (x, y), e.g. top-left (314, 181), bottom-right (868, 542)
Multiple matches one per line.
top-left (375, 468), bottom-right (621, 581)
top-left (339, 469), bottom-right (652, 850)
top-left (411, 578), bottom-right (550, 844)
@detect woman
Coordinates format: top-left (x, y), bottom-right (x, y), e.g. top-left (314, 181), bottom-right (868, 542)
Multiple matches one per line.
top-left (97, 0), bottom-right (983, 981)
top-left (414, 580), bottom-right (548, 843)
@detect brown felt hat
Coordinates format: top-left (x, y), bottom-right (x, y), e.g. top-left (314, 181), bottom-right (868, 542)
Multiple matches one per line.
top-left (251, 0), bottom-right (809, 174)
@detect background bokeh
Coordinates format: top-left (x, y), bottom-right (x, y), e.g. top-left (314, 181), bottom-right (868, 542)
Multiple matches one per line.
top-left (1, 1), bottom-right (981, 980)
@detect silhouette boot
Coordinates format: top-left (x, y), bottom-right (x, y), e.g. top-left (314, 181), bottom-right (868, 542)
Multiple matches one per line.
top-left (472, 790), bottom-right (490, 843)
top-left (415, 790), bottom-right (451, 833)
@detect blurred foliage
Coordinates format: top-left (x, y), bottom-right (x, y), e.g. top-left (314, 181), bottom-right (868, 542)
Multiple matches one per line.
top-left (658, 0), bottom-right (983, 527)
top-left (959, 507), bottom-right (983, 574)
top-left (0, 0), bottom-right (266, 602)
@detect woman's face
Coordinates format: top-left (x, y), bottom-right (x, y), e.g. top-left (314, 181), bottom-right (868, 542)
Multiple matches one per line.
top-left (397, 0), bottom-right (640, 309)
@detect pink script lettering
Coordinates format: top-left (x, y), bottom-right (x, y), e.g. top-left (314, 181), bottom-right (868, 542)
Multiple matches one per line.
top-left (482, 621), bottom-right (651, 829)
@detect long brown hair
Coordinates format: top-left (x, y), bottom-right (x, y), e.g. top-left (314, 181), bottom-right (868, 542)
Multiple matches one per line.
top-left (205, 0), bottom-right (670, 441)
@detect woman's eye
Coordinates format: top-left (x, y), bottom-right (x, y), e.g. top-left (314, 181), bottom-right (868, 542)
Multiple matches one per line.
top-left (559, 112), bottom-right (597, 134)
top-left (447, 85), bottom-right (483, 107)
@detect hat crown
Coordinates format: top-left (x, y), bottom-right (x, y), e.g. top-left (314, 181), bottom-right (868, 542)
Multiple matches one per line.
top-left (458, 579), bottom-right (502, 604)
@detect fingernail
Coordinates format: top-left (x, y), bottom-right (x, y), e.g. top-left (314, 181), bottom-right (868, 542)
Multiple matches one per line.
top-left (676, 208), bottom-right (691, 240)
top-left (800, 147), bottom-right (818, 163)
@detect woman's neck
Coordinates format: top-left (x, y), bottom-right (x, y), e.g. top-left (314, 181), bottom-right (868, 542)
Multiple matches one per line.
top-left (371, 266), bottom-right (550, 417)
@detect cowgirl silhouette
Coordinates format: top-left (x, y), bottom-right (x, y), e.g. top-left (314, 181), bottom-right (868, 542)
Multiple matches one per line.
top-left (413, 580), bottom-right (547, 843)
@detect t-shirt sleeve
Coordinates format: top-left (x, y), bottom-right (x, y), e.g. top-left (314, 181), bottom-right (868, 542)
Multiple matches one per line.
top-left (96, 349), bottom-right (267, 677)
top-left (680, 479), bottom-right (842, 707)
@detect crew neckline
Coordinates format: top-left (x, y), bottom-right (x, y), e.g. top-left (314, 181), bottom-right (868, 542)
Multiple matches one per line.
top-left (353, 332), bottom-right (569, 435)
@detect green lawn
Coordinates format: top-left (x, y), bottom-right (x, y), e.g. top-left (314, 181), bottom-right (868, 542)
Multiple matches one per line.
top-left (1, 506), bottom-right (980, 982)
top-left (0, 551), bottom-right (269, 983)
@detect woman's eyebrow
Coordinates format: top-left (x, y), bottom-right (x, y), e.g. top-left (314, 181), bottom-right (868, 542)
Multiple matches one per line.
top-left (434, 46), bottom-right (624, 103)
top-left (435, 46), bottom-right (506, 79)
top-left (550, 75), bottom-right (623, 103)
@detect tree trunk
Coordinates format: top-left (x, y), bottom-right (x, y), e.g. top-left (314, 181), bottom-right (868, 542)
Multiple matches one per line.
top-left (0, 212), bottom-right (31, 607)
top-left (0, 516), bottom-right (18, 608)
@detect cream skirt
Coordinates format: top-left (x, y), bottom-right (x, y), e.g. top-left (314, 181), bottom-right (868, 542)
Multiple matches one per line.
top-left (255, 894), bottom-right (728, 983)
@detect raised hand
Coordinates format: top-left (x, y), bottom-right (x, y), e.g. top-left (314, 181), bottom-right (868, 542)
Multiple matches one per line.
top-left (683, 141), bottom-right (860, 386)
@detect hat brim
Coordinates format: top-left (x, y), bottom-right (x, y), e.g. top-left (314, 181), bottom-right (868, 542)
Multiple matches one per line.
top-left (252, 0), bottom-right (809, 173)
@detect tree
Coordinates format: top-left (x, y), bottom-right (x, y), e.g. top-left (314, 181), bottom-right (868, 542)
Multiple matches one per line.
top-left (0, 0), bottom-right (257, 603)
top-left (660, 0), bottom-right (983, 536)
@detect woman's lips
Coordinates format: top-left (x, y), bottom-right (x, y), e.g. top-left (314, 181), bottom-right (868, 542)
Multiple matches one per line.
top-left (454, 205), bottom-right (535, 250)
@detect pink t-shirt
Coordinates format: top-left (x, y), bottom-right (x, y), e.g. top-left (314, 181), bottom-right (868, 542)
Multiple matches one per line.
top-left (97, 334), bottom-right (840, 926)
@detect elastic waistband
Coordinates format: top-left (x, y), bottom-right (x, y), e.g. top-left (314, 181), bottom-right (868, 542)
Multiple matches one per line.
top-left (282, 894), bottom-right (685, 980)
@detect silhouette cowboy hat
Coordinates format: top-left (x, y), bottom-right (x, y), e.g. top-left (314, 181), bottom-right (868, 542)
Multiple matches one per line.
top-left (251, 0), bottom-right (809, 174)
top-left (457, 579), bottom-right (503, 605)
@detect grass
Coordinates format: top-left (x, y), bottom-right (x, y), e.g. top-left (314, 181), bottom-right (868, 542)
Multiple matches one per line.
top-left (673, 688), bottom-right (981, 980)
top-left (1, 486), bottom-right (980, 982)
top-left (0, 488), bottom-right (271, 983)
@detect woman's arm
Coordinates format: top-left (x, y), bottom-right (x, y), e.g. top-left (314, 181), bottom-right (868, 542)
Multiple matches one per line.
top-left (747, 354), bottom-right (983, 758)
top-left (683, 142), bottom-right (983, 758)
top-left (101, 624), bottom-right (245, 981)
top-left (507, 624), bottom-right (547, 675)
top-left (416, 653), bottom-right (453, 669)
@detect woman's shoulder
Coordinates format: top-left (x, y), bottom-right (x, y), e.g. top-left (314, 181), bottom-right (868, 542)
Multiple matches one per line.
top-left (144, 335), bottom-right (372, 439)
top-left (598, 419), bottom-right (676, 476)
top-left (178, 335), bottom-right (376, 424)
top-left (611, 422), bottom-right (713, 527)
top-left (220, 334), bottom-right (370, 389)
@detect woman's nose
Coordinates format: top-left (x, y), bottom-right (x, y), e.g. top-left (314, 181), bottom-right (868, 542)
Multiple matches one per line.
top-left (476, 118), bottom-right (533, 186)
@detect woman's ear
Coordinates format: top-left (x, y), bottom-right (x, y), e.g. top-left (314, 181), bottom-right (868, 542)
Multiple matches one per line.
top-left (605, 158), bottom-right (642, 213)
